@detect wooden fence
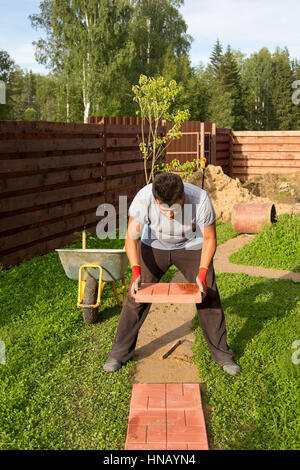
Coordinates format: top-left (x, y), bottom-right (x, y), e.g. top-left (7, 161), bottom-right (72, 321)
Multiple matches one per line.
top-left (165, 121), bottom-right (232, 174)
top-left (165, 121), bottom-right (217, 168)
top-left (216, 127), bottom-right (231, 174)
top-left (230, 131), bottom-right (300, 180)
top-left (165, 124), bottom-right (300, 180)
top-left (1, 118), bottom-right (300, 268)
top-left (0, 118), bottom-right (164, 268)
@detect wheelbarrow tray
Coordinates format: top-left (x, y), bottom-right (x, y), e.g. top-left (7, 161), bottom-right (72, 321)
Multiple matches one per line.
top-left (56, 248), bottom-right (129, 282)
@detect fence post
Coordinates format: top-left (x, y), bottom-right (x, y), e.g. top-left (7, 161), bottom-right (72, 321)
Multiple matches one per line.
top-left (200, 122), bottom-right (205, 164)
top-left (229, 130), bottom-right (233, 177)
top-left (103, 117), bottom-right (107, 202)
top-left (211, 123), bottom-right (217, 165)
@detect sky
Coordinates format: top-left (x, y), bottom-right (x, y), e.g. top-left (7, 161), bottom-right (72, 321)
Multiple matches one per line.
top-left (0, 0), bottom-right (299, 75)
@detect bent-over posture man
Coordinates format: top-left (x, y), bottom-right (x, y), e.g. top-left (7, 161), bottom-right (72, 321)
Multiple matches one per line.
top-left (103, 172), bottom-right (241, 376)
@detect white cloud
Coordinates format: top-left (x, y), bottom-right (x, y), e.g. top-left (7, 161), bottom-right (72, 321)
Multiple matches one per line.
top-left (180, 0), bottom-right (300, 65)
top-left (3, 42), bottom-right (48, 74)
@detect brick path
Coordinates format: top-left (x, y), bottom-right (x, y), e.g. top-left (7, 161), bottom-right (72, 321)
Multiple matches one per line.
top-left (124, 233), bottom-right (300, 451)
top-left (125, 384), bottom-right (209, 450)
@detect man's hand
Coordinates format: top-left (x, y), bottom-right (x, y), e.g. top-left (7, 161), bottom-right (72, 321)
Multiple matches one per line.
top-left (130, 264), bottom-right (141, 297)
top-left (196, 267), bottom-right (208, 298)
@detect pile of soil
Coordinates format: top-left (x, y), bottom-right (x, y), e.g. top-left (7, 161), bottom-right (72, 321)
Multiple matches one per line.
top-left (188, 165), bottom-right (300, 223)
top-left (242, 172), bottom-right (300, 205)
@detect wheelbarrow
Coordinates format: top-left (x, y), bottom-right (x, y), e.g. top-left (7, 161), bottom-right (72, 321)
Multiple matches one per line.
top-left (56, 230), bottom-right (128, 324)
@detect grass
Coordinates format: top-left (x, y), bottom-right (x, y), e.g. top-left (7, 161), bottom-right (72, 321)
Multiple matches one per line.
top-left (216, 220), bottom-right (240, 246)
top-left (0, 228), bottom-right (191, 450)
top-left (229, 214), bottom-right (300, 272)
top-left (191, 272), bottom-right (300, 450)
top-left (0, 232), bottom-right (134, 450)
top-left (1, 221), bottom-right (298, 450)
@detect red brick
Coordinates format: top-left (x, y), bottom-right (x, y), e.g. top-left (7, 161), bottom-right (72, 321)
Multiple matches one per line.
top-left (135, 283), bottom-right (202, 304)
top-left (133, 383), bottom-right (165, 394)
top-left (130, 394), bottom-right (148, 409)
top-left (126, 424), bottom-right (147, 444)
top-left (169, 283), bottom-right (199, 295)
top-left (125, 443), bottom-right (166, 450)
top-left (147, 424), bottom-right (166, 443)
top-left (166, 409), bottom-right (185, 426)
top-left (148, 393), bottom-right (166, 409)
top-left (166, 397), bottom-right (200, 409)
top-left (188, 443), bottom-right (209, 450)
top-left (152, 284), bottom-right (170, 295)
top-left (167, 425), bottom-right (208, 443)
top-left (183, 384), bottom-right (201, 401)
top-left (167, 443), bottom-right (188, 450)
top-left (185, 408), bottom-right (206, 426)
top-left (125, 383), bottom-right (209, 451)
top-left (129, 409), bottom-right (166, 426)
top-left (166, 384), bottom-right (183, 396)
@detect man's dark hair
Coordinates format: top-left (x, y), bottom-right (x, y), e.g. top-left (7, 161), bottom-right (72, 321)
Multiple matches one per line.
top-left (152, 172), bottom-right (184, 206)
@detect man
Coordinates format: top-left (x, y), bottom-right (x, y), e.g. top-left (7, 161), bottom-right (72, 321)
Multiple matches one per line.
top-left (103, 172), bottom-right (241, 376)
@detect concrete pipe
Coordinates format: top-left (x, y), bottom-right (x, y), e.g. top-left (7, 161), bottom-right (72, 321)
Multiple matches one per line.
top-left (232, 203), bottom-right (277, 234)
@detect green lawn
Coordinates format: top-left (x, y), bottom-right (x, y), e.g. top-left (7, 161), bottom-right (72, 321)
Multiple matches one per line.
top-left (216, 220), bottom-right (240, 246)
top-left (0, 223), bottom-right (299, 450)
top-left (229, 214), bottom-right (300, 272)
top-left (192, 272), bottom-right (300, 450)
top-left (0, 233), bottom-right (133, 450)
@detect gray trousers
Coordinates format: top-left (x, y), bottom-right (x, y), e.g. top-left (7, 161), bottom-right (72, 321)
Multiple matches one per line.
top-left (108, 242), bottom-right (234, 366)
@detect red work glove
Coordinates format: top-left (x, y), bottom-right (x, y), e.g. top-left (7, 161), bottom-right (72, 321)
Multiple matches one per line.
top-left (130, 264), bottom-right (141, 297)
top-left (196, 266), bottom-right (208, 298)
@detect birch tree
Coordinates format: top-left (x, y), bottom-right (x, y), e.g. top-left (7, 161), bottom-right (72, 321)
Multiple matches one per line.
top-left (30, 0), bottom-right (133, 122)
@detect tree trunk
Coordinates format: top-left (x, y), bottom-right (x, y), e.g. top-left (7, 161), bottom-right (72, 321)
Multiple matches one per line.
top-left (82, 60), bottom-right (90, 123)
top-left (66, 81), bottom-right (70, 122)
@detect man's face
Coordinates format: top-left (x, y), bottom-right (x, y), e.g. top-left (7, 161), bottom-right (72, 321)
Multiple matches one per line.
top-left (155, 193), bottom-right (185, 219)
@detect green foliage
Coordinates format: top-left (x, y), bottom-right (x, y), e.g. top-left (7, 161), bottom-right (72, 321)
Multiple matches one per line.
top-left (0, 49), bottom-right (15, 119)
top-left (155, 158), bottom-right (198, 179)
top-left (23, 108), bottom-right (37, 121)
top-left (28, 0), bottom-right (192, 122)
top-left (229, 214), bottom-right (300, 272)
top-left (192, 272), bottom-right (300, 450)
top-left (215, 220), bottom-right (241, 246)
top-left (272, 47), bottom-right (294, 130)
top-left (132, 74), bottom-right (190, 183)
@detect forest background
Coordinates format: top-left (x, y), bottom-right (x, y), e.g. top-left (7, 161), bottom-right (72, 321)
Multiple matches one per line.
top-left (1, 0), bottom-right (300, 130)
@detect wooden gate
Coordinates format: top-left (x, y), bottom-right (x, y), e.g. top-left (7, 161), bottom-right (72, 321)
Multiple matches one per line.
top-left (165, 122), bottom-right (217, 168)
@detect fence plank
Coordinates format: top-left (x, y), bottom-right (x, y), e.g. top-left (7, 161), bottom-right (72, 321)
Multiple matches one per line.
top-left (0, 167), bottom-right (104, 194)
top-left (232, 160), bottom-right (300, 168)
top-left (0, 138), bottom-right (103, 153)
top-left (0, 153), bottom-right (104, 174)
top-left (233, 144), bottom-right (300, 152)
top-left (0, 195), bottom-right (105, 234)
top-left (0, 211), bottom-right (103, 252)
top-left (0, 181), bottom-right (104, 214)
top-left (233, 131), bottom-right (300, 137)
top-left (232, 152), bottom-right (300, 160)
top-left (233, 136), bottom-right (300, 144)
top-left (0, 120), bottom-right (104, 135)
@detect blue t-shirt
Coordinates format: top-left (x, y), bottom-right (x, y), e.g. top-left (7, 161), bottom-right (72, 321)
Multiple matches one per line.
top-left (128, 182), bottom-right (216, 250)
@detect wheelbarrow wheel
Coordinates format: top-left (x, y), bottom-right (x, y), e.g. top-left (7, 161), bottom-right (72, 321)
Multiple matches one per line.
top-left (82, 272), bottom-right (98, 324)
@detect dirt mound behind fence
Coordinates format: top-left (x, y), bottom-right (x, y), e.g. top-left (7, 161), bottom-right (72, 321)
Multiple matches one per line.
top-left (189, 165), bottom-right (300, 223)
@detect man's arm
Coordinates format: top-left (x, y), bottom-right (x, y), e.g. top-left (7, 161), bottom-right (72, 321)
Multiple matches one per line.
top-left (196, 221), bottom-right (217, 297)
top-left (125, 217), bottom-right (143, 297)
top-left (199, 221), bottom-right (217, 268)
top-left (125, 216), bottom-right (142, 266)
